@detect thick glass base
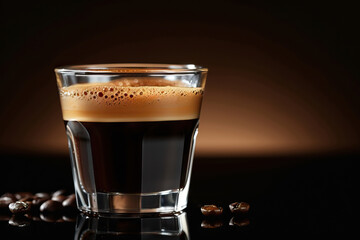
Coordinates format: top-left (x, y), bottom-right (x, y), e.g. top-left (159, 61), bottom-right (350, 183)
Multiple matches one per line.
top-left (75, 211), bottom-right (189, 239)
top-left (75, 189), bottom-right (189, 215)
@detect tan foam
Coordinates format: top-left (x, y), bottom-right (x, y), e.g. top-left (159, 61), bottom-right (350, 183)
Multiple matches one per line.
top-left (59, 79), bottom-right (204, 122)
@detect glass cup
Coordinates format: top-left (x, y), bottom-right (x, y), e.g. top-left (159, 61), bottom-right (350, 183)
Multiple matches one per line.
top-left (55, 64), bottom-right (207, 214)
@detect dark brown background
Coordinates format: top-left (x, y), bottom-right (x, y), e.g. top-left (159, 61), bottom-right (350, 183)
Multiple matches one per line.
top-left (0, 0), bottom-right (359, 156)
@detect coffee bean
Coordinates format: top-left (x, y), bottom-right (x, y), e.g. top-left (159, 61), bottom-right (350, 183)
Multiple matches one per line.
top-left (1, 193), bottom-right (16, 201)
top-left (40, 200), bottom-right (63, 213)
top-left (18, 198), bottom-right (33, 212)
top-left (62, 214), bottom-right (76, 222)
top-left (68, 193), bottom-right (76, 199)
top-left (52, 195), bottom-right (67, 203)
top-left (229, 217), bottom-right (250, 227)
top-left (8, 215), bottom-right (31, 227)
top-left (40, 212), bottom-right (62, 222)
top-left (200, 205), bottom-right (223, 217)
top-left (32, 197), bottom-right (49, 208)
top-left (52, 189), bottom-right (67, 197)
top-left (62, 195), bottom-right (76, 209)
top-left (201, 219), bottom-right (223, 228)
top-left (14, 192), bottom-right (33, 200)
top-left (229, 202), bottom-right (250, 214)
top-left (9, 201), bottom-right (31, 215)
top-left (35, 193), bottom-right (50, 199)
top-left (0, 197), bottom-right (14, 208)
top-left (19, 196), bottom-right (34, 202)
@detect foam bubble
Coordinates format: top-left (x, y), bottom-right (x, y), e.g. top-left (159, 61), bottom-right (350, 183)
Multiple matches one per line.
top-left (59, 79), bottom-right (204, 122)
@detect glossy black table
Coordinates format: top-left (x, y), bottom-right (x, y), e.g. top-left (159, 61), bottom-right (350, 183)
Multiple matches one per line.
top-left (0, 154), bottom-right (356, 238)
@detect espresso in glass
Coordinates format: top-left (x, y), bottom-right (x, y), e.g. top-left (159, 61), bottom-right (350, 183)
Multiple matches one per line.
top-left (56, 64), bottom-right (207, 214)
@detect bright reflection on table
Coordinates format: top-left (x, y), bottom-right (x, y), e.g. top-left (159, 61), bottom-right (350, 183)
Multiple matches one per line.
top-left (75, 212), bottom-right (189, 239)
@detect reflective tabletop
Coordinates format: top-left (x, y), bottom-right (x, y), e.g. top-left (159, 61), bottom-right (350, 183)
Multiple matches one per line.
top-left (0, 154), bottom-right (356, 238)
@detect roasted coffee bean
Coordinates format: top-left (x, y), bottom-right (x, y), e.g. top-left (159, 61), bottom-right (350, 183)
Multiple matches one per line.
top-left (18, 198), bottom-right (33, 212)
top-left (68, 193), bottom-right (76, 199)
top-left (40, 200), bottom-right (63, 213)
top-left (14, 192), bottom-right (33, 200)
top-left (19, 196), bottom-right (34, 203)
top-left (35, 193), bottom-right (51, 199)
top-left (40, 212), bottom-right (62, 222)
top-left (32, 197), bottom-right (48, 208)
top-left (200, 205), bottom-right (223, 217)
top-left (0, 197), bottom-right (14, 208)
top-left (201, 219), bottom-right (223, 228)
top-left (229, 217), bottom-right (250, 227)
top-left (1, 193), bottom-right (16, 201)
top-left (52, 195), bottom-right (67, 203)
top-left (229, 202), bottom-right (250, 214)
top-left (52, 189), bottom-right (67, 197)
top-left (9, 201), bottom-right (31, 214)
top-left (62, 214), bottom-right (76, 222)
top-left (62, 195), bottom-right (76, 209)
top-left (8, 215), bottom-right (31, 227)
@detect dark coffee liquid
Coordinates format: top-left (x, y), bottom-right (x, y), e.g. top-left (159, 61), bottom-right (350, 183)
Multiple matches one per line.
top-left (65, 119), bottom-right (198, 194)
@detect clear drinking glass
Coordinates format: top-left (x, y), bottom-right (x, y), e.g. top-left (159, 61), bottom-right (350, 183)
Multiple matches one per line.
top-left (55, 64), bottom-right (207, 214)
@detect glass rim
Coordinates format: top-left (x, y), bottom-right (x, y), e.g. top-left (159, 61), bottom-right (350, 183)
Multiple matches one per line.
top-left (55, 63), bottom-right (208, 74)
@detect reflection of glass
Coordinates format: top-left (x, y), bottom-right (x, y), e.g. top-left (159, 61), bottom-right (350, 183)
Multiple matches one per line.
top-left (75, 212), bottom-right (189, 239)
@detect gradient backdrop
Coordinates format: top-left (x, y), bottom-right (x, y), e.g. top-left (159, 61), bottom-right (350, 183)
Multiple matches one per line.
top-left (1, 1), bottom-right (359, 156)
